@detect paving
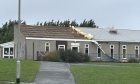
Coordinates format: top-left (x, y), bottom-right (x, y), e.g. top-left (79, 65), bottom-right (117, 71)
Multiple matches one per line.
top-left (35, 62), bottom-right (75, 84)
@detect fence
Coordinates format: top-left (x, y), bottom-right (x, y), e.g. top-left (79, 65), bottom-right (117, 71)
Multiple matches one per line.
top-left (37, 51), bottom-right (139, 61)
top-left (89, 53), bottom-right (140, 61)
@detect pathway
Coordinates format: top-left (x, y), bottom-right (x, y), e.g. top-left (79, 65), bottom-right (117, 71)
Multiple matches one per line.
top-left (35, 62), bottom-right (75, 84)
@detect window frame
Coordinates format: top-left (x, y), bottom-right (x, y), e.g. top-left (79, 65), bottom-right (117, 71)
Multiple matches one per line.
top-left (110, 45), bottom-right (114, 58)
top-left (122, 45), bottom-right (127, 59)
top-left (135, 46), bottom-right (139, 58)
top-left (71, 46), bottom-right (79, 52)
top-left (84, 44), bottom-right (89, 55)
top-left (97, 44), bottom-right (102, 58)
top-left (58, 45), bottom-right (65, 51)
top-left (45, 42), bottom-right (50, 52)
top-left (3, 47), bottom-right (14, 59)
top-left (71, 43), bottom-right (80, 52)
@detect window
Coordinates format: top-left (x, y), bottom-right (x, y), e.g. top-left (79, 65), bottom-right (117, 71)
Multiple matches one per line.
top-left (97, 47), bottom-right (101, 58)
top-left (58, 45), bottom-right (65, 51)
top-left (122, 45), bottom-right (127, 59)
top-left (4, 48), bottom-right (9, 55)
top-left (3, 47), bottom-right (14, 59)
top-left (10, 48), bottom-right (13, 55)
top-left (45, 42), bottom-right (50, 52)
top-left (71, 43), bottom-right (79, 52)
top-left (84, 44), bottom-right (89, 55)
top-left (135, 46), bottom-right (139, 58)
top-left (72, 47), bottom-right (79, 52)
top-left (110, 45), bottom-right (114, 58)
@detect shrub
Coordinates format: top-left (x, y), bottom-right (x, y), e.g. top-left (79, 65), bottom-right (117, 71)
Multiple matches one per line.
top-left (43, 51), bottom-right (61, 62)
top-left (128, 58), bottom-right (140, 63)
top-left (41, 50), bottom-right (90, 63)
top-left (59, 50), bottom-right (90, 63)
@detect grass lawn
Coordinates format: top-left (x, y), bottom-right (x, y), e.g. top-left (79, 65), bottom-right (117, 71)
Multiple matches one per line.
top-left (71, 63), bottom-right (140, 84)
top-left (0, 59), bottom-right (39, 83)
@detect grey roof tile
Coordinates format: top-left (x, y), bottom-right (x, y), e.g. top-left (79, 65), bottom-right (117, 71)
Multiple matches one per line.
top-left (76, 27), bottom-right (140, 42)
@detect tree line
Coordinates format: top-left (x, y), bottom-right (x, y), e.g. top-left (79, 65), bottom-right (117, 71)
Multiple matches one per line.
top-left (37, 19), bottom-right (98, 28)
top-left (0, 19), bottom-right (98, 43)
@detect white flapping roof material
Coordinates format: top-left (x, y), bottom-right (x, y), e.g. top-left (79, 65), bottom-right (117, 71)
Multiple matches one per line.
top-left (72, 26), bottom-right (93, 40)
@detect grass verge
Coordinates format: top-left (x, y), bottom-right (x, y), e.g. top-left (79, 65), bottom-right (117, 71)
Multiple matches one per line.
top-left (0, 59), bottom-right (39, 83)
top-left (71, 63), bottom-right (140, 84)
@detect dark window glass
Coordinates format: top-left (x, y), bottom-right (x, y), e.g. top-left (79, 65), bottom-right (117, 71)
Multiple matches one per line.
top-left (98, 48), bottom-right (101, 57)
top-left (4, 56), bottom-right (9, 58)
top-left (122, 49), bottom-right (126, 58)
top-left (10, 48), bottom-right (13, 55)
top-left (72, 47), bottom-right (78, 52)
top-left (58, 45), bottom-right (65, 51)
top-left (135, 50), bottom-right (139, 58)
top-left (10, 56), bottom-right (13, 59)
top-left (111, 49), bottom-right (113, 58)
top-left (46, 47), bottom-right (49, 52)
top-left (4, 48), bottom-right (9, 55)
top-left (85, 48), bottom-right (89, 54)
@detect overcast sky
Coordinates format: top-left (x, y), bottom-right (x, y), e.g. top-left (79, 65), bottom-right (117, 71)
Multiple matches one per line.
top-left (0, 0), bottom-right (140, 29)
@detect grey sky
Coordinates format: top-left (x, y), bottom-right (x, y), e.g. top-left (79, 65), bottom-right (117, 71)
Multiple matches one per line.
top-left (0, 0), bottom-right (140, 29)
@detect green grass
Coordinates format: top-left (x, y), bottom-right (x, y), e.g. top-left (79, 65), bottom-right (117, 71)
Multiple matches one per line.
top-left (0, 59), bottom-right (39, 83)
top-left (71, 63), bottom-right (140, 84)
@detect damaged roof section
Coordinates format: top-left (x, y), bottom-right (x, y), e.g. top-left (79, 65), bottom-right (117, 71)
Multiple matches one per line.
top-left (20, 25), bottom-right (87, 39)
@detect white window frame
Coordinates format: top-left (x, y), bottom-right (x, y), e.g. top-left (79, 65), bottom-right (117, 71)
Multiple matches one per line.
top-left (135, 46), bottom-right (139, 58)
top-left (122, 45), bottom-right (127, 59)
top-left (97, 44), bottom-right (102, 58)
top-left (84, 44), bottom-right (89, 55)
top-left (110, 45), bottom-right (114, 49)
top-left (58, 45), bottom-right (65, 51)
top-left (3, 47), bottom-right (14, 59)
top-left (71, 43), bottom-right (80, 52)
top-left (110, 45), bottom-right (114, 58)
top-left (45, 42), bottom-right (50, 52)
top-left (71, 46), bottom-right (79, 52)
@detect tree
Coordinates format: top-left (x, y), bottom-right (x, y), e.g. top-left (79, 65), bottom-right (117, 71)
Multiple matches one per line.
top-left (37, 19), bottom-right (98, 28)
top-left (63, 20), bottom-right (70, 27)
top-left (44, 21), bottom-right (47, 26)
top-left (71, 20), bottom-right (78, 27)
top-left (80, 19), bottom-right (97, 28)
top-left (0, 20), bottom-right (18, 43)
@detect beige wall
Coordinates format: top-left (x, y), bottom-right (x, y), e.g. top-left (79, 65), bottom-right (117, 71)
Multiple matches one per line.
top-left (25, 40), bottom-right (56, 60)
top-left (26, 40), bottom-right (93, 60)
top-left (24, 39), bottom-right (140, 61)
top-left (96, 42), bottom-right (140, 61)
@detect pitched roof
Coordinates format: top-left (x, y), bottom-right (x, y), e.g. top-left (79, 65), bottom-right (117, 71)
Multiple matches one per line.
top-left (76, 27), bottom-right (140, 42)
top-left (0, 41), bottom-right (14, 47)
top-left (20, 25), bottom-right (87, 39)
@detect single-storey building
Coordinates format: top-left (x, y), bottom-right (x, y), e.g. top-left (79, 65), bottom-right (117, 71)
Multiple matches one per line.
top-left (14, 25), bottom-right (140, 61)
top-left (76, 27), bottom-right (140, 61)
top-left (14, 25), bottom-right (94, 60)
top-left (0, 41), bottom-right (14, 59)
